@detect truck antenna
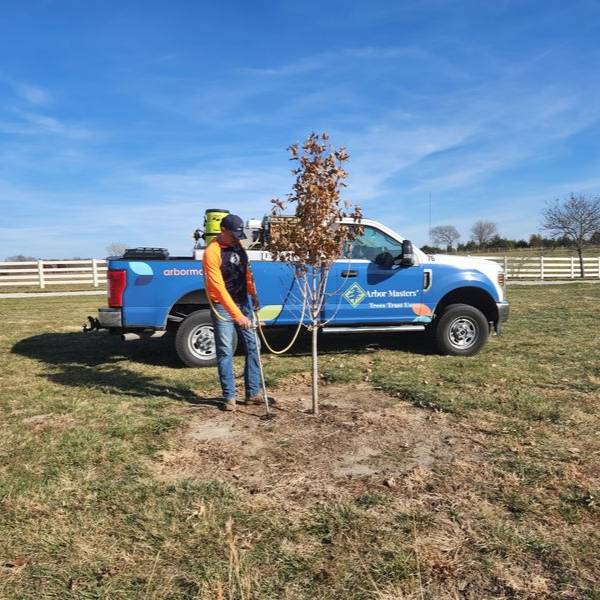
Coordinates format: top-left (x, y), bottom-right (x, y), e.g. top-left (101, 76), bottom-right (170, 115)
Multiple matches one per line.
top-left (428, 192), bottom-right (432, 244)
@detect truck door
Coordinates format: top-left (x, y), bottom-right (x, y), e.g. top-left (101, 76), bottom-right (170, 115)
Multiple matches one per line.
top-left (323, 225), bottom-right (424, 324)
top-left (250, 251), bottom-right (307, 326)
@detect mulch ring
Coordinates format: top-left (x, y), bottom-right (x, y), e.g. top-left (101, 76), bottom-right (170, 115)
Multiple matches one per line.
top-left (150, 382), bottom-right (487, 505)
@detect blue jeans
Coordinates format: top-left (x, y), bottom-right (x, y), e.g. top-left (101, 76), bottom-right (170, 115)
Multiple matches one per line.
top-left (211, 302), bottom-right (261, 401)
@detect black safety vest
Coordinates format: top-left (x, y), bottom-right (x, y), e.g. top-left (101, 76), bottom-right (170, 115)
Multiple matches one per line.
top-left (220, 244), bottom-right (248, 306)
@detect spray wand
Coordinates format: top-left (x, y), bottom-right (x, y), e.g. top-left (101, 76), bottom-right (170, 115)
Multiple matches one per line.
top-left (251, 312), bottom-right (275, 420)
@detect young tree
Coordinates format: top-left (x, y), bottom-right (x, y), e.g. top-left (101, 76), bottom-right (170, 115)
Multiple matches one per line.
top-left (542, 194), bottom-right (600, 277)
top-left (470, 220), bottom-right (498, 247)
top-left (429, 225), bottom-right (460, 251)
top-left (266, 133), bottom-right (362, 415)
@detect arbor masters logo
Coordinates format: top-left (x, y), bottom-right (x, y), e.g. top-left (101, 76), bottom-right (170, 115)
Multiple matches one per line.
top-left (343, 282), bottom-right (367, 308)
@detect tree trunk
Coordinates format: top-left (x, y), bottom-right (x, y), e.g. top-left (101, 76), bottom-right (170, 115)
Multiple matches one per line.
top-left (311, 324), bottom-right (319, 415)
top-left (578, 247), bottom-right (585, 278)
top-left (309, 269), bottom-right (320, 415)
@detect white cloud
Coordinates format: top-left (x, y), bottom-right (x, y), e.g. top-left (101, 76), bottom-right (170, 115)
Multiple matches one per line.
top-left (10, 110), bottom-right (100, 140)
top-left (239, 56), bottom-right (327, 78)
top-left (16, 83), bottom-right (50, 106)
top-left (0, 74), bottom-right (51, 105)
top-left (3, 41), bottom-right (600, 256)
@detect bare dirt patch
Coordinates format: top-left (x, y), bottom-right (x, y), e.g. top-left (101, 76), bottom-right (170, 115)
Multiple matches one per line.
top-left (22, 413), bottom-right (77, 432)
top-left (151, 382), bottom-right (485, 506)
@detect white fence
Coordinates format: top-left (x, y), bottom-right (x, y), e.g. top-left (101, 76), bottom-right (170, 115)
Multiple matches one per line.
top-left (0, 256), bottom-right (599, 289)
top-left (470, 255), bottom-right (600, 280)
top-left (0, 259), bottom-right (107, 288)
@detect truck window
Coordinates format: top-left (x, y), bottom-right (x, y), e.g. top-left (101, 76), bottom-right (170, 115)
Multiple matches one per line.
top-left (342, 225), bottom-right (403, 261)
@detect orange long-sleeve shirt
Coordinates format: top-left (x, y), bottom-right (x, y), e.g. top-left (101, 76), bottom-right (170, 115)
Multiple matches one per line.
top-left (202, 239), bottom-right (256, 321)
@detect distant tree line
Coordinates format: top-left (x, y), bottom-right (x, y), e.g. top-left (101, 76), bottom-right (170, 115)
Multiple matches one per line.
top-left (4, 242), bottom-right (129, 262)
top-left (3, 255), bottom-right (84, 262)
top-left (424, 194), bottom-right (600, 277)
top-left (423, 230), bottom-right (600, 254)
top-left (4, 254), bottom-right (38, 262)
top-left (424, 196), bottom-right (600, 252)
top-left (424, 219), bottom-right (532, 254)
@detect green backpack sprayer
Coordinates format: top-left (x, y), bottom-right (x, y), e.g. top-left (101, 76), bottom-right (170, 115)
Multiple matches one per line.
top-left (193, 208), bottom-right (230, 247)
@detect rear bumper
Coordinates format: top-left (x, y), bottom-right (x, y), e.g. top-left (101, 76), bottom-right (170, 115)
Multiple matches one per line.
top-left (98, 307), bottom-right (122, 328)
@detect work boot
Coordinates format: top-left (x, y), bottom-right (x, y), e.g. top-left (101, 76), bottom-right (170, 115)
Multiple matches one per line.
top-left (222, 399), bottom-right (237, 412)
top-left (245, 394), bottom-right (275, 406)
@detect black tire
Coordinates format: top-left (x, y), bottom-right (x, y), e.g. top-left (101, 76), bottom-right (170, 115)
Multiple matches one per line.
top-left (174, 309), bottom-right (238, 368)
top-left (433, 303), bottom-right (489, 356)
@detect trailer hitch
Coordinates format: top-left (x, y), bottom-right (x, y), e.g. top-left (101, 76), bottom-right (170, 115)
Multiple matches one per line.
top-left (83, 316), bottom-right (101, 333)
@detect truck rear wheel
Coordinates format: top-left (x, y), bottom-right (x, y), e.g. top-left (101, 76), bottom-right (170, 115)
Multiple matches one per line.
top-left (175, 309), bottom-right (238, 368)
top-left (433, 303), bottom-right (488, 356)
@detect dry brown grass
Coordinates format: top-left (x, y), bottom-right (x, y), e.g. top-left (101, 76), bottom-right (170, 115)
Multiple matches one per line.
top-left (1, 284), bottom-right (599, 598)
top-left (151, 383), bottom-right (476, 501)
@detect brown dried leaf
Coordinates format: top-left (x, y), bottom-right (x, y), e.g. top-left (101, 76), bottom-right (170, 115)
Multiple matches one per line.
top-left (4, 556), bottom-right (30, 568)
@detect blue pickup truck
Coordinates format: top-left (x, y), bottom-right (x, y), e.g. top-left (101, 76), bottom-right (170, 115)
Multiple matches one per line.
top-left (91, 217), bottom-right (509, 366)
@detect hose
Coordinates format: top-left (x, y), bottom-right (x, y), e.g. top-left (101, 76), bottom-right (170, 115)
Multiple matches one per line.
top-left (205, 283), bottom-right (307, 355)
top-left (255, 295), bottom-right (307, 355)
top-left (203, 243), bottom-right (308, 354)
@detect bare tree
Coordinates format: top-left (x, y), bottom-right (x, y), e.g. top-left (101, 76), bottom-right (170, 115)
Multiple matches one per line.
top-left (470, 220), bottom-right (498, 247)
top-left (430, 225), bottom-right (460, 250)
top-left (266, 132), bottom-right (362, 415)
top-left (106, 242), bottom-right (128, 257)
top-left (543, 194), bottom-right (600, 277)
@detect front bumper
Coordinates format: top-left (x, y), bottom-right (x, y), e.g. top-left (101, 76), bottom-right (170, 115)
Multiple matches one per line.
top-left (497, 301), bottom-right (510, 323)
top-left (494, 301), bottom-right (510, 334)
top-left (98, 307), bottom-right (122, 328)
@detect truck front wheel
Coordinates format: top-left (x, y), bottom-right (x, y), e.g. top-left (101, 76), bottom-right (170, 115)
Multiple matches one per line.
top-left (433, 303), bottom-right (489, 356)
top-left (175, 309), bottom-right (238, 368)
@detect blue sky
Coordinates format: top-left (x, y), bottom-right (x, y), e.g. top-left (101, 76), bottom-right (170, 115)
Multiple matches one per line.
top-left (2, 1), bottom-right (600, 258)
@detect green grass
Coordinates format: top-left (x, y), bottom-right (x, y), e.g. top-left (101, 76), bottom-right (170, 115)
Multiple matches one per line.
top-left (1, 284), bottom-right (599, 598)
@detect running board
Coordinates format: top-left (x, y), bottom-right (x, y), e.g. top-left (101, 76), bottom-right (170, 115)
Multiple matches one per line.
top-left (322, 325), bottom-right (425, 334)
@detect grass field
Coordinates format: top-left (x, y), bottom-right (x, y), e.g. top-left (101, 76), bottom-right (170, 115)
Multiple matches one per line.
top-left (1, 284), bottom-right (599, 599)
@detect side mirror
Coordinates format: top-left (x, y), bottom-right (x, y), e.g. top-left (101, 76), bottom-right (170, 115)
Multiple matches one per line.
top-left (401, 240), bottom-right (415, 266)
top-left (375, 251), bottom-right (394, 268)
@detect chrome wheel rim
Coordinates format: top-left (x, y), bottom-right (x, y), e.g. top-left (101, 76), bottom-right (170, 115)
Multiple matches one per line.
top-left (188, 324), bottom-right (216, 360)
top-left (447, 317), bottom-right (478, 350)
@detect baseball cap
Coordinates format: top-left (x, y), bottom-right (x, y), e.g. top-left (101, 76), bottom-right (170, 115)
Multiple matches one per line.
top-left (221, 214), bottom-right (247, 240)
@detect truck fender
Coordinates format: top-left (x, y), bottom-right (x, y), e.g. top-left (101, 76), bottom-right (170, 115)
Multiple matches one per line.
top-left (166, 289), bottom-right (210, 327)
top-left (432, 285), bottom-right (499, 324)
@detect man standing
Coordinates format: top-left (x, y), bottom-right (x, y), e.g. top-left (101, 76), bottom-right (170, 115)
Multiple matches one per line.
top-left (202, 214), bottom-right (262, 411)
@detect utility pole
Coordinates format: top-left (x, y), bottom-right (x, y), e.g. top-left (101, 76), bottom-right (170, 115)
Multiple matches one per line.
top-left (428, 193), bottom-right (432, 244)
